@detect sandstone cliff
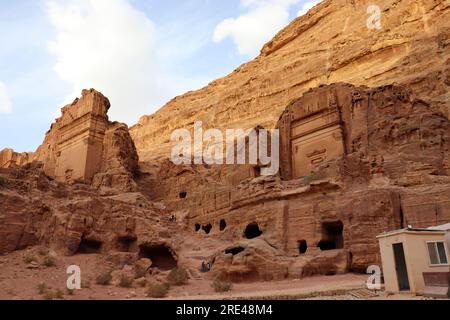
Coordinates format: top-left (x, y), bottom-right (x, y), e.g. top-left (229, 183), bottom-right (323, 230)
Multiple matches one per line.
top-left (0, 148), bottom-right (34, 168)
top-left (1, 89), bottom-right (139, 192)
top-left (130, 0), bottom-right (449, 162)
top-left (1, 0), bottom-right (450, 286)
top-left (135, 83), bottom-right (450, 280)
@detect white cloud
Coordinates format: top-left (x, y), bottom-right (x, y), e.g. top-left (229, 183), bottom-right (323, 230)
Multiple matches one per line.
top-left (297, 0), bottom-right (320, 17)
top-left (0, 82), bottom-right (12, 114)
top-left (213, 0), bottom-right (301, 57)
top-left (45, 0), bottom-right (199, 124)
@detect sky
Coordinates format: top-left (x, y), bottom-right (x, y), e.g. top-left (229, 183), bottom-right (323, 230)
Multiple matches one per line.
top-left (0, 0), bottom-right (321, 152)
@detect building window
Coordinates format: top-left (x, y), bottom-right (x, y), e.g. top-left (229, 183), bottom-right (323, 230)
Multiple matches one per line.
top-left (427, 241), bottom-right (449, 266)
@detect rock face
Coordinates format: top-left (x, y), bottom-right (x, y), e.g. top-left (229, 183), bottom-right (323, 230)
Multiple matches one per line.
top-left (1, 82), bottom-right (450, 282)
top-left (130, 0), bottom-right (449, 162)
top-left (1, 0), bottom-right (450, 285)
top-left (0, 149), bottom-right (34, 168)
top-left (277, 83), bottom-right (450, 181)
top-left (0, 91), bottom-right (179, 277)
top-left (125, 0), bottom-right (450, 281)
top-left (135, 83), bottom-right (450, 280)
top-left (0, 164), bottom-right (179, 262)
top-left (1, 89), bottom-right (138, 192)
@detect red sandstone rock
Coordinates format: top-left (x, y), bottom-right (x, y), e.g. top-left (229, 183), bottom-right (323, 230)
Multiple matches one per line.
top-left (130, 0), bottom-right (450, 162)
top-left (0, 0), bottom-right (450, 286)
top-left (1, 89), bottom-right (139, 192)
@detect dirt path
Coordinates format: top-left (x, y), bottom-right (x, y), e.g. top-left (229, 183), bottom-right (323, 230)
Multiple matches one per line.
top-left (0, 247), bottom-right (425, 300)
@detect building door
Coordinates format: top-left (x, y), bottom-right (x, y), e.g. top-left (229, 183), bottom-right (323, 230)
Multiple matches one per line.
top-left (393, 243), bottom-right (410, 291)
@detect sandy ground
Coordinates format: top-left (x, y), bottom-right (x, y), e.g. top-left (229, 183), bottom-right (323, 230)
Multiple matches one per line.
top-left (0, 247), bottom-right (432, 300)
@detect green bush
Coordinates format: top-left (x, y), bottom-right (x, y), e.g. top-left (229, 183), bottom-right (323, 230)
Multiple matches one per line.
top-left (212, 279), bottom-right (232, 293)
top-left (119, 274), bottom-right (134, 288)
top-left (147, 282), bottom-right (170, 299)
top-left (167, 267), bottom-right (189, 286)
top-left (96, 271), bottom-right (113, 286)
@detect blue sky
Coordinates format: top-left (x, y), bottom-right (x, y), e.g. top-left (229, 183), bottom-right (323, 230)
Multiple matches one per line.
top-left (0, 0), bottom-right (320, 152)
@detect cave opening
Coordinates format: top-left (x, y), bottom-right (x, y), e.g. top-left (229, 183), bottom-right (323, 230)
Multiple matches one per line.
top-left (220, 219), bottom-right (227, 231)
top-left (318, 221), bottom-right (344, 251)
top-left (225, 246), bottom-right (245, 256)
top-left (195, 223), bottom-right (201, 232)
top-left (244, 223), bottom-right (263, 239)
top-left (202, 224), bottom-right (213, 234)
top-left (298, 240), bottom-right (308, 254)
top-left (76, 237), bottom-right (103, 254)
top-left (179, 192), bottom-right (187, 199)
top-left (138, 244), bottom-right (177, 270)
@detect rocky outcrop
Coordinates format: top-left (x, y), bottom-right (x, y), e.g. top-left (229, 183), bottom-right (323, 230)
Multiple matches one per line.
top-left (127, 0), bottom-right (450, 281)
top-left (92, 122), bottom-right (139, 192)
top-left (0, 149), bottom-right (34, 168)
top-left (1, 89), bottom-right (139, 192)
top-left (135, 83), bottom-right (450, 280)
top-left (0, 164), bottom-right (178, 260)
top-left (130, 0), bottom-right (450, 162)
top-left (1, 0), bottom-right (450, 285)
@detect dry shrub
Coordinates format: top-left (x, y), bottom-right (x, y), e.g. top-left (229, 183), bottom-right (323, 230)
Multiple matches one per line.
top-left (147, 282), bottom-right (170, 298)
top-left (43, 289), bottom-right (64, 300)
top-left (212, 279), bottom-right (232, 293)
top-left (96, 271), bottom-right (113, 286)
top-left (23, 255), bottom-right (38, 264)
top-left (135, 278), bottom-right (147, 288)
top-left (119, 274), bottom-right (134, 288)
top-left (167, 267), bottom-right (189, 286)
top-left (42, 256), bottom-right (56, 268)
top-left (37, 282), bottom-right (48, 294)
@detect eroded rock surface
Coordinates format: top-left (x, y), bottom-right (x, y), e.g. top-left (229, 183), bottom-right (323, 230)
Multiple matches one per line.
top-left (135, 83), bottom-right (450, 281)
top-left (1, 0), bottom-right (450, 285)
top-left (130, 0), bottom-right (450, 162)
top-left (1, 89), bottom-right (138, 191)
